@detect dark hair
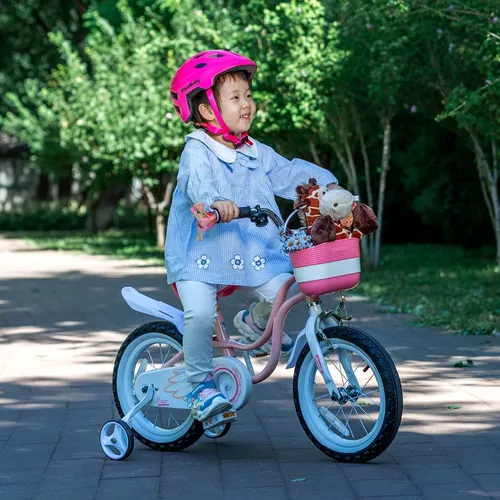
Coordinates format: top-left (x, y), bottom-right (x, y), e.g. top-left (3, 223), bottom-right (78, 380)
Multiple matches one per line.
top-left (192, 71), bottom-right (251, 125)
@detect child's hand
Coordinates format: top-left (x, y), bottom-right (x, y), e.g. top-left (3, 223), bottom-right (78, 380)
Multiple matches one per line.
top-left (211, 200), bottom-right (240, 223)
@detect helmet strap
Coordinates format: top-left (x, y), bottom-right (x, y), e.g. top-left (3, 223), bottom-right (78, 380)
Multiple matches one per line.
top-left (196, 89), bottom-right (250, 148)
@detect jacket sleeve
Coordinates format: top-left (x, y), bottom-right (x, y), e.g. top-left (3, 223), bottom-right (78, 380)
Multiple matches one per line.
top-left (176, 141), bottom-right (226, 211)
top-left (262, 144), bottom-right (338, 200)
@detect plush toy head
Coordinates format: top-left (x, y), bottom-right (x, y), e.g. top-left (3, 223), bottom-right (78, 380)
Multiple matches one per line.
top-left (318, 185), bottom-right (358, 221)
top-left (294, 178), bottom-right (328, 228)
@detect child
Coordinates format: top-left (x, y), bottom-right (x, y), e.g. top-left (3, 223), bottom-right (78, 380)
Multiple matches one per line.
top-left (166, 50), bottom-right (338, 421)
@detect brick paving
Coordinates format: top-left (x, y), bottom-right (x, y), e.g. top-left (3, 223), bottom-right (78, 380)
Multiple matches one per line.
top-left (1, 235), bottom-right (500, 500)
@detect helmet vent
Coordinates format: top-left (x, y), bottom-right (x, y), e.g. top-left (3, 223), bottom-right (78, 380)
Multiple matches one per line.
top-left (170, 91), bottom-right (178, 100)
top-left (195, 63), bottom-right (207, 68)
top-left (174, 105), bottom-right (181, 114)
top-left (208, 53), bottom-right (224, 58)
top-left (193, 54), bottom-right (203, 59)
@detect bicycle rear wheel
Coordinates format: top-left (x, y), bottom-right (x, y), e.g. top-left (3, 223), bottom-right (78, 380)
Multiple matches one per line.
top-left (113, 321), bottom-right (204, 451)
top-left (293, 326), bottom-right (402, 462)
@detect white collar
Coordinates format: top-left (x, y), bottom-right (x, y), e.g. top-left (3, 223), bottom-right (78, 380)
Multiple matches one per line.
top-left (185, 129), bottom-right (258, 163)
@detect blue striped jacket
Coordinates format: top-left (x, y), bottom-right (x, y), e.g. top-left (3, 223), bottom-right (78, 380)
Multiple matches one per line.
top-left (165, 130), bottom-right (337, 286)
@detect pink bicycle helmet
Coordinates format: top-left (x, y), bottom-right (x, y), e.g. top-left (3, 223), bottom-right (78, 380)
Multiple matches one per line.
top-left (170, 50), bottom-right (257, 147)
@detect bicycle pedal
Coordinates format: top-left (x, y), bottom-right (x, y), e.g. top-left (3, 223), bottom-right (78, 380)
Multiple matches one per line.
top-left (203, 410), bottom-right (237, 430)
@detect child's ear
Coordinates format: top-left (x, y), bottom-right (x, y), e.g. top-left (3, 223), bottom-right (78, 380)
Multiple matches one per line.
top-left (198, 103), bottom-right (215, 122)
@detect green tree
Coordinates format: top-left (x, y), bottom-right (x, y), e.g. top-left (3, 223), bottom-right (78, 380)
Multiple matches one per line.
top-left (409, 0), bottom-right (500, 266)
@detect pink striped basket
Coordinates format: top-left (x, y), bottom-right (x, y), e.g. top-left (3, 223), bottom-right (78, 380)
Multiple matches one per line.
top-left (289, 238), bottom-right (361, 296)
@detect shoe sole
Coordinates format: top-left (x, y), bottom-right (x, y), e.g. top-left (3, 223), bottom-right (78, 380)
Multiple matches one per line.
top-left (196, 399), bottom-right (233, 422)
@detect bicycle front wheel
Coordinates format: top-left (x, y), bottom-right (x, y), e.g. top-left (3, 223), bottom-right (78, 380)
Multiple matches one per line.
top-left (293, 325), bottom-right (402, 463)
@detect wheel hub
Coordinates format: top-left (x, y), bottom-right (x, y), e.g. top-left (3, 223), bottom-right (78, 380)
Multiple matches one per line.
top-left (333, 385), bottom-right (362, 405)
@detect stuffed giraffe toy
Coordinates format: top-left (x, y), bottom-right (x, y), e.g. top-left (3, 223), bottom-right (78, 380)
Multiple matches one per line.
top-left (294, 178), bottom-right (379, 246)
top-left (293, 178), bottom-right (325, 229)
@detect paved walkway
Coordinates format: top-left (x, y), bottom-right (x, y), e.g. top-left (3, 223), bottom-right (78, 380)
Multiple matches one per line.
top-left (1, 235), bottom-right (500, 500)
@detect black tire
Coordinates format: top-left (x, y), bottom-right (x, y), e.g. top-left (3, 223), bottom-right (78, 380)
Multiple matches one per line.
top-left (112, 321), bottom-right (204, 452)
top-left (293, 325), bottom-right (403, 463)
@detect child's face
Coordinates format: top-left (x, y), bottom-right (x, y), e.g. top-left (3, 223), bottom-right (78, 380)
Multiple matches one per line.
top-left (217, 77), bottom-right (256, 135)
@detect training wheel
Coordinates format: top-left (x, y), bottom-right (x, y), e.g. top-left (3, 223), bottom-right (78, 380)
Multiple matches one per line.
top-left (204, 422), bottom-right (232, 439)
top-left (99, 419), bottom-right (134, 460)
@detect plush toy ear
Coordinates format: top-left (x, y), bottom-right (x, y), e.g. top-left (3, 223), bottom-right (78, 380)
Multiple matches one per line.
top-left (295, 185), bottom-right (308, 196)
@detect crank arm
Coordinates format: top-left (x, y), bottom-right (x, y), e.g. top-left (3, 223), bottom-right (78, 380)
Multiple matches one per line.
top-left (122, 384), bottom-right (155, 425)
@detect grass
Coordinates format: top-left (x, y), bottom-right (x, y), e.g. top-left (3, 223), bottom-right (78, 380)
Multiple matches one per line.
top-left (23, 230), bottom-right (164, 265)
top-left (21, 233), bottom-right (500, 335)
top-left (358, 244), bottom-right (500, 335)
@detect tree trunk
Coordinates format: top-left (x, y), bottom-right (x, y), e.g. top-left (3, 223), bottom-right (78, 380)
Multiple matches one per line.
top-left (468, 131), bottom-right (500, 267)
top-left (143, 175), bottom-right (176, 250)
top-left (308, 139), bottom-right (323, 167)
top-left (57, 164), bottom-right (73, 206)
top-left (372, 115), bottom-right (393, 269)
top-left (36, 172), bottom-right (51, 202)
top-left (354, 109), bottom-right (376, 267)
top-left (86, 180), bottom-right (129, 233)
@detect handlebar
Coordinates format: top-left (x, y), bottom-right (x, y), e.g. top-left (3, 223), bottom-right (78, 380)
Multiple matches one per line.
top-left (212, 205), bottom-right (284, 228)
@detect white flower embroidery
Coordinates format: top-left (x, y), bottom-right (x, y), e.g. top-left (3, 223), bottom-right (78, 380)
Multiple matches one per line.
top-left (251, 256), bottom-right (266, 271)
top-left (196, 254), bottom-right (211, 270)
top-left (230, 254), bottom-right (244, 270)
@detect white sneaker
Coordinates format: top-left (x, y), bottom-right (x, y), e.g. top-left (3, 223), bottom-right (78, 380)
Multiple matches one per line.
top-left (186, 379), bottom-right (233, 421)
top-left (234, 304), bottom-right (294, 358)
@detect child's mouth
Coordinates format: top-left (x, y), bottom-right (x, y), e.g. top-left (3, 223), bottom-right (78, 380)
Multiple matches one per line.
top-left (240, 114), bottom-right (251, 120)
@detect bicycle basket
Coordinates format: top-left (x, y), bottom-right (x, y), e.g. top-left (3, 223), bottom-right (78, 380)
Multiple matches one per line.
top-left (288, 234), bottom-right (361, 296)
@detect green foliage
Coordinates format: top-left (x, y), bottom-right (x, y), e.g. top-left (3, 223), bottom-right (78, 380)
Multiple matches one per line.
top-left (0, 208), bottom-right (85, 231)
top-left (24, 230), bottom-right (163, 263)
top-left (0, 0), bottom-right (87, 113)
top-left (1, 0), bottom-right (499, 256)
top-left (0, 205), bottom-right (151, 231)
top-left (358, 244), bottom-right (500, 334)
top-left (240, 0), bottom-right (346, 136)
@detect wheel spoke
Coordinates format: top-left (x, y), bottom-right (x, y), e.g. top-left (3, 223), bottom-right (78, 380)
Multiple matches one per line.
top-left (170, 413), bottom-right (180, 427)
top-left (348, 397), bottom-right (376, 422)
top-left (352, 404), bottom-right (370, 437)
top-left (362, 389), bottom-right (380, 397)
top-left (339, 405), bottom-right (354, 438)
top-left (326, 353), bottom-right (348, 386)
top-left (362, 372), bottom-right (375, 391)
top-left (146, 348), bottom-right (155, 368)
top-left (161, 346), bottom-right (172, 366)
top-left (313, 392), bottom-right (331, 402)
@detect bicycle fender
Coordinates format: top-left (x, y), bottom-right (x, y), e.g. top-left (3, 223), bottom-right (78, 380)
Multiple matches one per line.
top-left (285, 327), bottom-right (307, 369)
top-left (121, 286), bottom-right (184, 334)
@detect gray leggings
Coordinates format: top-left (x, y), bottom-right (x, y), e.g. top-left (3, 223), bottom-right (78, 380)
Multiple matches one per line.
top-left (175, 273), bottom-right (299, 383)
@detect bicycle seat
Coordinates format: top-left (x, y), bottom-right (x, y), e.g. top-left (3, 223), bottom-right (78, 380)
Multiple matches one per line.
top-left (171, 284), bottom-right (239, 299)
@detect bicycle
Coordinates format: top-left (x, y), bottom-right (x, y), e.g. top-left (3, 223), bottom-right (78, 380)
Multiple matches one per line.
top-left (99, 205), bottom-right (403, 462)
